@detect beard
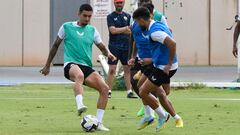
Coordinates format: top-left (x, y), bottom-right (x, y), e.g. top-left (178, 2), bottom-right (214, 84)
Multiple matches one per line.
top-left (116, 7), bottom-right (123, 12)
top-left (81, 21), bottom-right (89, 26)
top-left (140, 26), bottom-right (147, 31)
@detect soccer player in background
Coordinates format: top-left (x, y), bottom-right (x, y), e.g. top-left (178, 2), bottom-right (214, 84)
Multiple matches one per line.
top-left (106, 0), bottom-right (137, 98)
top-left (138, 0), bottom-right (169, 27)
top-left (132, 7), bottom-right (183, 131)
top-left (40, 4), bottom-right (116, 131)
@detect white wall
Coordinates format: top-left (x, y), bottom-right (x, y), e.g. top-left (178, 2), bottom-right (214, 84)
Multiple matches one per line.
top-left (0, 0), bottom-right (23, 66)
top-left (210, 0), bottom-right (237, 65)
top-left (0, 0), bottom-right (238, 66)
top-left (164, 0), bottom-right (210, 65)
top-left (23, 0), bottom-right (50, 66)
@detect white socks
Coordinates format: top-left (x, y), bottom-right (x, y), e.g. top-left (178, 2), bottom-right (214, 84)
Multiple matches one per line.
top-left (173, 114), bottom-right (181, 120)
top-left (96, 109), bottom-right (105, 123)
top-left (144, 105), bottom-right (154, 118)
top-left (76, 95), bottom-right (105, 123)
top-left (154, 106), bottom-right (167, 119)
top-left (127, 89), bottom-right (133, 94)
top-left (75, 95), bottom-right (84, 110)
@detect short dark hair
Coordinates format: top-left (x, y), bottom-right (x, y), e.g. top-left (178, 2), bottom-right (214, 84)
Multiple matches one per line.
top-left (139, 0), bottom-right (152, 4)
top-left (142, 3), bottom-right (154, 14)
top-left (79, 4), bottom-right (93, 13)
top-left (133, 7), bottom-right (151, 20)
top-left (138, 0), bottom-right (152, 6)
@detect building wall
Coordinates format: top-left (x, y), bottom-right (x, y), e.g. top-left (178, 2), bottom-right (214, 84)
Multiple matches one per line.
top-left (0, 0), bottom-right (23, 66)
top-left (164, 0), bottom-right (210, 65)
top-left (210, 0), bottom-right (237, 65)
top-left (0, 0), bottom-right (50, 66)
top-left (23, 0), bottom-right (50, 66)
top-left (0, 0), bottom-right (238, 66)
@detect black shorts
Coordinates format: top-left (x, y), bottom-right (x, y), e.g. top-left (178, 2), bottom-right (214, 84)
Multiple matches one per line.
top-left (108, 46), bottom-right (129, 65)
top-left (141, 63), bottom-right (154, 77)
top-left (64, 62), bottom-right (95, 80)
top-left (130, 57), bottom-right (141, 71)
top-left (148, 66), bottom-right (177, 86)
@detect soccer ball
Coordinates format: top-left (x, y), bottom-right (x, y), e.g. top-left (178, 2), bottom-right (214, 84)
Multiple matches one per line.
top-left (80, 115), bottom-right (99, 132)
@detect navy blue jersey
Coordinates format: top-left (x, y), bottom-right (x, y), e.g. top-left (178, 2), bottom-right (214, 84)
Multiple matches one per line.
top-left (107, 11), bottom-right (131, 50)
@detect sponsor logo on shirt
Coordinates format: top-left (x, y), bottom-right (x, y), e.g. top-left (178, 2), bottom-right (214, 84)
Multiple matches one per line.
top-left (151, 76), bottom-right (157, 81)
top-left (142, 33), bottom-right (149, 39)
top-left (114, 18), bottom-right (118, 21)
top-left (77, 31), bottom-right (84, 36)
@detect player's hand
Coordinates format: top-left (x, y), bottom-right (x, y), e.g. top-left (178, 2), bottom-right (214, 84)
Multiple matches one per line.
top-left (163, 64), bottom-right (171, 75)
top-left (128, 58), bottom-right (135, 66)
top-left (138, 58), bottom-right (151, 66)
top-left (124, 26), bottom-right (131, 35)
top-left (138, 59), bottom-right (144, 65)
top-left (40, 65), bottom-right (50, 76)
top-left (233, 46), bottom-right (238, 58)
top-left (108, 53), bottom-right (117, 61)
top-left (142, 58), bottom-right (152, 65)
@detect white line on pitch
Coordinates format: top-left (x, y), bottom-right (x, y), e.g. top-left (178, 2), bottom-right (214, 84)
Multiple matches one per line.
top-left (0, 97), bottom-right (136, 100)
top-left (190, 98), bottom-right (240, 101)
top-left (0, 97), bottom-right (73, 100)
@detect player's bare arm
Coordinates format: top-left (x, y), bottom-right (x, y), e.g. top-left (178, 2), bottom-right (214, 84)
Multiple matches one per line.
top-left (40, 36), bottom-right (62, 76)
top-left (109, 26), bottom-right (131, 35)
top-left (233, 21), bottom-right (240, 58)
top-left (96, 43), bottom-right (117, 61)
top-left (128, 32), bottom-right (137, 66)
top-left (163, 37), bottom-right (176, 75)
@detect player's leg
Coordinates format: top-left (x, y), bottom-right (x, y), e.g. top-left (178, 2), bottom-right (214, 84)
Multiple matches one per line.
top-left (138, 73), bottom-right (155, 118)
top-left (130, 69), bottom-right (139, 96)
top-left (155, 86), bottom-right (175, 117)
top-left (106, 64), bottom-right (117, 97)
top-left (130, 57), bottom-right (142, 97)
top-left (139, 79), bottom-right (169, 131)
top-left (106, 46), bottom-right (119, 98)
top-left (140, 67), bottom-right (178, 131)
top-left (137, 64), bottom-right (158, 119)
top-left (120, 49), bottom-right (137, 98)
top-left (138, 81), bottom-right (159, 109)
top-left (137, 74), bottom-right (155, 130)
top-left (85, 71), bottom-right (110, 131)
top-left (129, 59), bottom-right (145, 116)
top-left (65, 63), bottom-right (87, 116)
top-left (123, 65), bottom-right (137, 98)
top-left (162, 83), bottom-right (183, 127)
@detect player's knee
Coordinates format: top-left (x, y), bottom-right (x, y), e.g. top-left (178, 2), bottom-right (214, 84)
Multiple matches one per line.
top-left (99, 85), bottom-right (109, 97)
top-left (165, 90), bottom-right (170, 95)
top-left (73, 74), bottom-right (84, 83)
top-left (139, 88), bottom-right (146, 98)
top-left (158, 91), bottom-right (167, 99)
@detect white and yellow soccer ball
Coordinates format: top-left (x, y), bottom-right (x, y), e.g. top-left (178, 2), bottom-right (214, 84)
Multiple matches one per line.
top-left (80, 115), bottom-right (99, 132)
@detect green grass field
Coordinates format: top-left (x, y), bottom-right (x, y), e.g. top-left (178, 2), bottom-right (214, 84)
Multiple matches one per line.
top-left (0, 84), bottom-right (240, 135)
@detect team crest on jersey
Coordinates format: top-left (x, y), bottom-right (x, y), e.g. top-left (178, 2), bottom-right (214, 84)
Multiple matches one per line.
top-left (124, 16), bottom-right (128, 21)
top-left (114, 18), bottom-right (118, 21)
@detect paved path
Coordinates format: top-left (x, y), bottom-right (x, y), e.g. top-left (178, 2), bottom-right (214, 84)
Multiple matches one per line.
top-left (0, 66), bottom-right (238, 85)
